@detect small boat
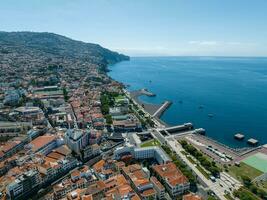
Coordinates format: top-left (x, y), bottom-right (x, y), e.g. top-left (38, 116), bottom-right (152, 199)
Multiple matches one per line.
top-left (199, 105), bottom-right (204, 109)
top-left (208, 114), bottom-right (214, 118)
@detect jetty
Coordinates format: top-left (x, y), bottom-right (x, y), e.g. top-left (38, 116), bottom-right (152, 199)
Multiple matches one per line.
top-left (140, 88), bottom-right (156, 96)
top-left (152, 101), bottom-right (172, 118)
top-left (129, 89), bottom-right (172, 118)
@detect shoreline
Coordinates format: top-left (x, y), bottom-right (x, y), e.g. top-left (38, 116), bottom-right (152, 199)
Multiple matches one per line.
top-left (129, 89), bottom-right (172, 126)
top-left (107, 64), bottom-right (170, 127)
top-left (123, 88), bottom-right (170, 128)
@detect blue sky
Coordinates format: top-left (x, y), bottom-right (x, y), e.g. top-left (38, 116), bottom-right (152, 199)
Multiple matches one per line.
top-left (0, 0), bottom-right (267, 56)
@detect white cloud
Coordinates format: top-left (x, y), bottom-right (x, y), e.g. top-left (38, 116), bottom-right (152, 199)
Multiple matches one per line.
top-left (188, 40), bottom-right (219, 46)
top-left (188, 40), bottom-right (258, 47)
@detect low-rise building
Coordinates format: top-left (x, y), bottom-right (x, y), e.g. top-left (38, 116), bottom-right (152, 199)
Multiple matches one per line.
top-left (121, 164), bottom-right (157, 200)
top-left (14, 106), bottom-right (45, 125)
top-left (29, 134), bottom-right (58, 155)
top-left (0, 140), bottom-right (24, 161)
top-left (152, 162), bottom-right (190, 197)
top-left (114, 144), bottom-right (170, 164)
top-left (83, 144), bottom-right (101, 160)
top-left (150, 176), bottom-right (165, 200)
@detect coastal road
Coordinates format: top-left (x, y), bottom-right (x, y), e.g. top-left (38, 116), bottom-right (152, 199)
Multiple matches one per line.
top-left (168, 137), bottom-right (242, 199)
top-left (167, 138), bottom-right (228, 200)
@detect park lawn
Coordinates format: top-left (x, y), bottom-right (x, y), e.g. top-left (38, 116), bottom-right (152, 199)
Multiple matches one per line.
top-left (141, 139), bottom-right (161, 148)
top-left (229, 162), bottom-right (263, 181)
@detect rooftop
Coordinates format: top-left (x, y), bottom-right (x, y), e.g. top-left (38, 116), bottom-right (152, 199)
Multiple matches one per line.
top-left (152, 162), bottom-right (188, 187)
top-left (30, 134), bottom-right (56, 152)
top-left (183, 193), bottom-right (202, 200)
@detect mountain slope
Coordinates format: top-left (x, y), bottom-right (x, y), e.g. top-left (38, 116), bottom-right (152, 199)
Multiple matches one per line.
top-left (0, 31), bottom-right (129, 67)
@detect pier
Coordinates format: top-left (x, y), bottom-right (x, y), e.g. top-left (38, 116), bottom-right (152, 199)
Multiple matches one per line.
top-left (129, 89), bottom-right (172, 118)
top-left (152, 101), bottom-right (172, 118)
top-left (162, 123), bottom-right (194, 134)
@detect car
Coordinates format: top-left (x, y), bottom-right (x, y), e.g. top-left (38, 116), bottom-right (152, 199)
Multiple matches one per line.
top-left (210, 176), bottom-right (216, 182)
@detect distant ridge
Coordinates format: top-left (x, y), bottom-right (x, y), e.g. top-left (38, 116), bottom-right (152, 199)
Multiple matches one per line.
top-left (0, 31), bottom-right (129, 69)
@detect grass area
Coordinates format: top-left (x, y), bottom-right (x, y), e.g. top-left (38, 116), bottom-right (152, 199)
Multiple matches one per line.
top-left (180, 150), bottom-right (188, 155)
top-left (256, 180), bottom-right (267, 192)
top-left (229, 162), bottom-right (263, 181)
top-left (224, 194), bottom-right (235, 200)
top-left (233, 187), bottom-right (261, 200)
top-left (196, 165), bottom-right (210, 179)
top-left (187, 156), bottom-right (196, 164)
top-left (179, 140), bottom-right (220, 176)
top-left (140, 139), bottom-right (161, 148)
top-left (115, 95), bottom-right (126, 103)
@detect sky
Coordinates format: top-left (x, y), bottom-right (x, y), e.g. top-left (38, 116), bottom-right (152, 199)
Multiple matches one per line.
top-left (0, 0), bottom-right (267, 57)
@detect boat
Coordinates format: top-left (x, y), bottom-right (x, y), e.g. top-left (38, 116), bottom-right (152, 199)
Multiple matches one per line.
top-left (208, 114), bottom-right (214, 118)
top-left (199, 105), bottom-right (204, 109)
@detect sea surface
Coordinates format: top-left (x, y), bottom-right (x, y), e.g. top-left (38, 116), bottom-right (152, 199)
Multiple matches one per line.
top-left (108, 57), bottom-right (267, 148)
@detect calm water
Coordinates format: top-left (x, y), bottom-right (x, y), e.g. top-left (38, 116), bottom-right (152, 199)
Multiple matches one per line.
top-left (108, 57), bottom-right (267, 147)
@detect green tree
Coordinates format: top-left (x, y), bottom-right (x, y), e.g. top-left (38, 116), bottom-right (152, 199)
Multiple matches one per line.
top-left (63, 87), bottom-right (69, 101)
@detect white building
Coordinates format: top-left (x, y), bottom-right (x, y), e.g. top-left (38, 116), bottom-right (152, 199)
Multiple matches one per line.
top-left (114, 143), bottom-right (170, 164)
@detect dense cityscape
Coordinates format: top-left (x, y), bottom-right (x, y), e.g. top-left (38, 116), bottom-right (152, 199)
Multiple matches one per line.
top-left (0, 31), bottom-right (267, 200)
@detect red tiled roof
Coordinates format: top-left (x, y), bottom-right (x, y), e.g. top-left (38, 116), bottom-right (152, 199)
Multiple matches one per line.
top-left (152, 162), bottom-right (188, 186)
top-left (30, 135), bottom-right (56, 152)
top-left (183, 193), bottom-right (202, 200)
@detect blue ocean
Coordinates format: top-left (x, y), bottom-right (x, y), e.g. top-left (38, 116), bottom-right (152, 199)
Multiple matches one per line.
top-left (108, 57), bottom-right (267, 148)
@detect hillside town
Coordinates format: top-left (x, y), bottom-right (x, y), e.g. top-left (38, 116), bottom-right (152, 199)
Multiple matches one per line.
top-left (1, 32), bottom-right (267, 200)
top-left (0, 33), bottom-right (204, 200)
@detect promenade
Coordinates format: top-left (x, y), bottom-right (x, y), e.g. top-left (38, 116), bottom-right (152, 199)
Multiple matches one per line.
top-left (153, 129), bottom-right (242, 200)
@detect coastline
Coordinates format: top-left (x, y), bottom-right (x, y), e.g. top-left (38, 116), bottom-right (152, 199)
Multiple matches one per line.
top-left (129, 89), bottom-right (172, 127)
top-left (122, 88), bottom-right (169, 128)
top-left (108, 63), bottom-right (172, 128)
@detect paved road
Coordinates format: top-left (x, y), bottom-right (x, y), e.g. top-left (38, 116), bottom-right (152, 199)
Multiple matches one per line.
top-left (168, 137), bottom-right (242, 199)
top-left (167, 138), bottom-right (228, 200)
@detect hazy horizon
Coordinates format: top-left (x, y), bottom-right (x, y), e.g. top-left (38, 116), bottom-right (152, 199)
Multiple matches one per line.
top-left (1, 0), bottom-right (267, 57)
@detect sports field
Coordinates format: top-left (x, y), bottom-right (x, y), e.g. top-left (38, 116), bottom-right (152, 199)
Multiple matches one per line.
top-left (242, 152), bottom-right (267, 173)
